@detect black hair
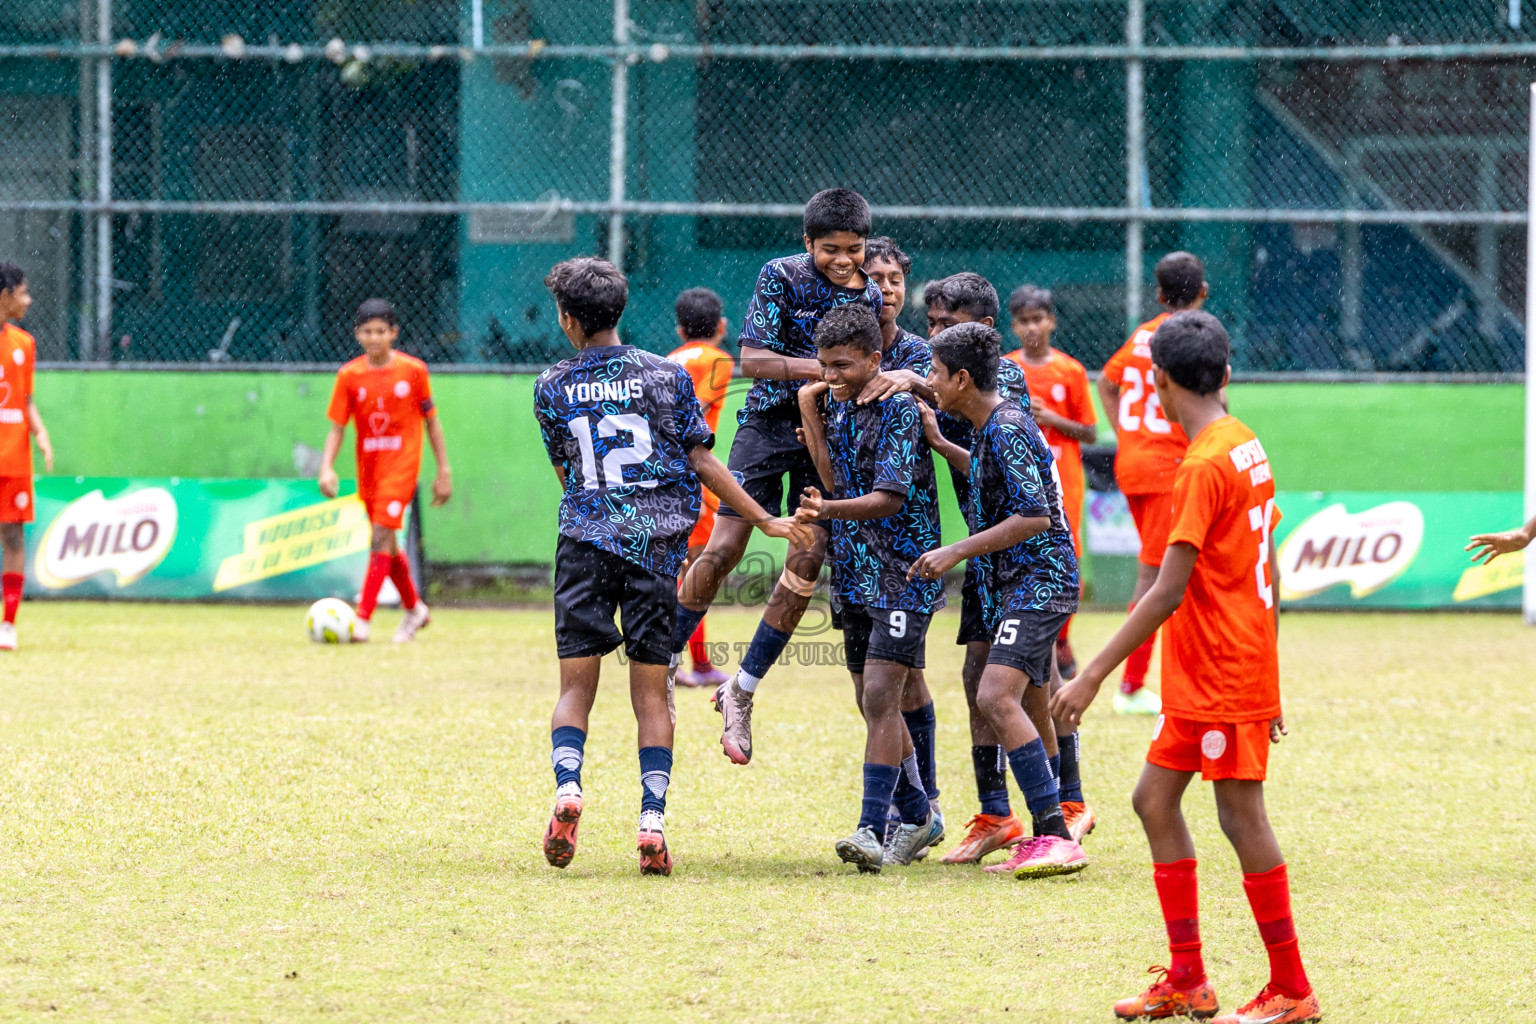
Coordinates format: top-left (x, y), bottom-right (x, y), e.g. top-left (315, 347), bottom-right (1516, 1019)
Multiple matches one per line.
top-left (1155, 251), bottom-right (1206, 309)
top-left (544, 257), bottom-right (629, 336)
top-left (930, 321), bottom-right (1001, 392)
top-left (813, 303), bottom-right (882, 357)
top-left (863, 235), bottom-right (911, 276)
top-left (1150, 310), bottom-right (1229, 395)
top-left (924, 272), bottom-right (999, 323)
top-left (803, 188), bottom-right (871, 241)
top-left (1007, 284), bottom-right (1053, 317)
top-left (0, 261), bottom-right (25, 294)
top-left (354, 297), bottom-right (399, 328)
top-left (674, 287), bottom-right (723, 340)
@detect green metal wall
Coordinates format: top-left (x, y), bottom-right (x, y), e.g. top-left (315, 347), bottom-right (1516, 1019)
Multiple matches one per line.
top-left (33, 371), bottom-right (1525, 565)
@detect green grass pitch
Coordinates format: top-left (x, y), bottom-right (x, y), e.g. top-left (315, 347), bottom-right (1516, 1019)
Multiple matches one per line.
top-left (0, 603), bottom-right (1531, 1022)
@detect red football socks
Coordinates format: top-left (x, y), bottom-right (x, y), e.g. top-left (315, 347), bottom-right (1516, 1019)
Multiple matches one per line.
top-left (1153, 859), bottom-right (1205, 989)
top-left (389, 552), bottom-right (420, 610)
top-left (2, 572), bottom-right (22, 624)
top-left (688, 619), bottom-right (709, 670)
top-left (1121, 601), bottom-right (1155, 693)
top-left (357, 552), bottom-right (392, 621)
top-left (1243, 863), bottom-right (1312, 999)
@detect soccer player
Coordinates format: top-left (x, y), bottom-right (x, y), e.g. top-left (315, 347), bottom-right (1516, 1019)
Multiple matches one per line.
top-left (916, 275), bottom-right (1046, 864)
top-left (912, 322), bottom-right (1088, 879)
top-left (793, 305), bottom-right (944, 873)
top-left (319, 299), bottom-right (450, 643)
top-left (670, 189), bottom-right (881, 766)
top-left (666, 287), bottom-right (735, 690)
top-left (1006, 284), bottom-right (1098, 839)
top-left (0, 262), bottom-right (54, 652)
top-left (534, 258), bottom-right (809, 877)
top-left (1099, 252), bottom-right (1207, 716)
top-left (1054, 311), bottom-right (1320, 1024)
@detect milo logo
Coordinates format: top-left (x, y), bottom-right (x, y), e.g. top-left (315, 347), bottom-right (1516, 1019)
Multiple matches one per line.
top-left (1277, 501), bottom-right (1423, 600)
top-left (34, 487), bottom-right (179, 589)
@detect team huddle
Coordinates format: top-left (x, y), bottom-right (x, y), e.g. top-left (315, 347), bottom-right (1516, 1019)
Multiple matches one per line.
top-left (526, 190), bottom-right (1322, 1024)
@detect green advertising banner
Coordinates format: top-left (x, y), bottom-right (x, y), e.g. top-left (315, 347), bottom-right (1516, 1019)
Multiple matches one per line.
top-left (1272, 491), bottom-right (1524, 610)
top-left (24, 477), bottom-right (407, 601)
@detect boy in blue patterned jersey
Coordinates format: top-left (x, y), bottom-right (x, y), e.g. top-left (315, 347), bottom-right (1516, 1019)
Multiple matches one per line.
top-left (533, 257), bottom-right (810, 877)
top-left (792, 304), bottom-right (945, 873)
top-left (670, 189), bottom-right (883, 768)
top-left (911, 321), bottom-right (1089, 880)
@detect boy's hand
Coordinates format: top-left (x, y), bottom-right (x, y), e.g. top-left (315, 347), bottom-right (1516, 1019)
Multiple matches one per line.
top-left (759, 516), bottom-right (815, 549)
top-left (796, 486), bottom-right (824, 523)
top-left (916, 400), bottom-right (944, 447)
top-left (795, 426), bottom-right (810, 448)
top-left (798, 380), bottom-right (830, 404)
top-left (1269, 714), bottom-right (1287, 744)
top-left (36, 432), bottom-right (53, 473)
top-left (907, 545), bottom-right (962, 582)
top-left (1050, 670), bottom-right (1104, 728)
top-left (857, 370), bottom-right (921, 404)
top-left (318, 467), bottom-right (340, 499)
top-left (1032, 408), bottom-right (1068, 433)
top-left (432, 468), bottom-right (453, 507)
top-left (1465, 528), bottom-right (1534, 564)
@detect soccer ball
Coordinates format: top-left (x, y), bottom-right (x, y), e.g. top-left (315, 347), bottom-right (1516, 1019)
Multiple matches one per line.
top-left (306, 598), bottom-right (357, 644)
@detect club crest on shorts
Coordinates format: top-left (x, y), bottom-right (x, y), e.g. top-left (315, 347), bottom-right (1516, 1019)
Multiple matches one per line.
top-left (1200, 729), bottom-right (1228, 760)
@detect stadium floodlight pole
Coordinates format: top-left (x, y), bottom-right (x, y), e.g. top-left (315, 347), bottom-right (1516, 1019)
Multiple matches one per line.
top-left (606, 0), bottom-right (630, 270)
top-left (94, 0), bottom-right (113, 360)
top-left (1518, 82), bottom-right (1536, 619)
top-left (1124, 0), bottom-right (1145, 330)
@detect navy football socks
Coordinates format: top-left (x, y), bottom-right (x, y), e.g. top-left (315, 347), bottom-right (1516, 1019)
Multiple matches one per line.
top-left (551, 726), bottom-right (586, 788)
top-left (972, 744), bottom-right (1010, 817)
top-left (738, 621), bottom-right (792, 690)
top-left (902, 702), bottom-right (940, 801)
top-left (638, 746), bottom-right (673, 816)
top-left (1006, 739), bottom-right (1070, 840)
top-left (893, 772), bottom-right (931, 825)
top-left (672, 603), bottom-right (708, 656)
top-left (1058, 732), bottom-right (1084, 803)
top-left (860, 764), bottom-right (901, 832)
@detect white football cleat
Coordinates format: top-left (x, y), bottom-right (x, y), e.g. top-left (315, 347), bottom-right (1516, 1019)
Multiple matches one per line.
top-left (351, 618), bottom-right (371, 643)
top-left (0, 622), bottom-right (15, 651)
top-left (392, 601), bottom-right (430, 643)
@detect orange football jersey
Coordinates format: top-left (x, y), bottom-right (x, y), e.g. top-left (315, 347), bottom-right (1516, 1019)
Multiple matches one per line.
top-left (1160, 415), bottom-right (1282, 723)
top-left (1102, 311), bottom-right (1188, 496)
top-left (666, 341), bottom-right (734, 434)
top-left (0, 322), bottom-right (37, 476)
top-left (1008, 347), bottom-right (1095, 550)
top-left (326, 353), bottom-right (436, 495)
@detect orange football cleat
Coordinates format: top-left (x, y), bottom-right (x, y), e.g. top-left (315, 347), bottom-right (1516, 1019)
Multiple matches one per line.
top-left (1210, 986), bottom-right (1320, 1024)
top-left (1113, 966), bottom-right (1219, 1020)
top-left (1061, 800), bottom-right (1096, 842)
top-left (938, 811), bottom-right (1026, 864)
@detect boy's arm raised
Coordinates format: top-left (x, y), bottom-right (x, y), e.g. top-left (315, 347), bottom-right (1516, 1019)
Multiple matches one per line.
top-left (689, 446), bottom-right (815, 548)
top-left (740, 347), bottom-right (824, 382)
top-left (916, 400), bottom-right (970, 474)
top-left (1050, 541), bottom-right (1198, 727)
top-left (795, 381), bottom-right (835, 491)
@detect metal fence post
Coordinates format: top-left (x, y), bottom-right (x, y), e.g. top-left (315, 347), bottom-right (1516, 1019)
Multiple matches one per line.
top-left (1523, 82), bottom-right (1536, 624)
top-left (94, 0), bottom-right (113, 359)
top-left (1124, 0), bottom-right (1145, 331)
top-left (607, 0), bottom-right (630, 270)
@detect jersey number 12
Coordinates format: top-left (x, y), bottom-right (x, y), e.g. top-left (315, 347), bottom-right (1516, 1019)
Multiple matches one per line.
top-left (570, 414), bottom-right (656, 491)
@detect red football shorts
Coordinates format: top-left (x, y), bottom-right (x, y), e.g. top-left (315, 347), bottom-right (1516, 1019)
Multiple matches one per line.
top-left (359, 487), bottom-right (413, 530)
top-left (1126, 491), bottom-right (1174, 567)
top-left (0, 476), bottom-right (35, 523)
top-left (1147, 714), bottom-right (1271, 781)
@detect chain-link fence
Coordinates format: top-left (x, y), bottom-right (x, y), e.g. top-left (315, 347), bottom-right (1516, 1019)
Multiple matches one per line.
top-left (1, 0), bottom-right (1531, 373)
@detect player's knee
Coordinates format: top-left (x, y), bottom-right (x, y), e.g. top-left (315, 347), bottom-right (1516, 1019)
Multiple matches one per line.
top-left (1131, 781), bottom-right (1171, 826)
top-left (0, 524), bottom-right (22, 555)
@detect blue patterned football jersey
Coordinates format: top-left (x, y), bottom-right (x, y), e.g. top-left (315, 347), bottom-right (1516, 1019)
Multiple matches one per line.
top-left (534, 344), bottom-right (714, 577)
top-left (966, 398), bottom-right (1079, 620)
top-left (823, 391), bottom-right (945, 613)
top-left (738, 252), bottom-right (882, 421)
top-left (940, 355), bottom-right (1029, 509)
top-left (882, 328), bottom-right (932, 374)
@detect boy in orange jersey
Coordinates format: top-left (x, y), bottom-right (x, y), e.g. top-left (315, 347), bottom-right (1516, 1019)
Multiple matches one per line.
top-left (1055, 311), bottom-right (1319, 1024)
top-left (1098, 252), bottom-right (1207, 715)
top-left (1005, 285), bottom-right (1097, 675)
top-left (0, 262), bottom-right (54, 652)
top-left (666, 287), bottom-right (735, 689)
top-left (319, 299), bottom-right (452, 643)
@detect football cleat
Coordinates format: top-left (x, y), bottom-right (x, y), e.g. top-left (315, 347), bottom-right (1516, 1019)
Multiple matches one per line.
top-left (712, 677), bottom-right (754, 765)
top-left (835, 825), bottom-right (885, 874)
top-left (884, 809), bottom-right (945, 866)
top-left (0, 622), bottom-right (15, 652)
top-left (542, 782), bottom-right (583, 868)
top-left (1011, 834), bottom-right (1089, 878)
top-left (1210, 986), bottom-right (1320, 1024)
top-left (1113, 966), bottom-right (1220, 1020)
top-left (912, 802), bottom-right (944, 860)
top-left (940, 811), bottom-right (1026, 864)
top-left (392, 601), bottom-right (430, 643)
top-left (637, 810), bottom-right (673, 876)
top-left (677, 665), bottom-right (729, 689)
top-left (1114, 687), bottom-right (1162, 716)
top-left (1062, 800), bottom-right (1097, 842)
top-left (350, 617), bottom-right (371, 643)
